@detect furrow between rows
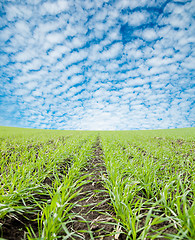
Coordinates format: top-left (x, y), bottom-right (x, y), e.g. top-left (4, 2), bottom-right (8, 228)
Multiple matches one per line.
top-left (67, 138), bottom-right (118, 240)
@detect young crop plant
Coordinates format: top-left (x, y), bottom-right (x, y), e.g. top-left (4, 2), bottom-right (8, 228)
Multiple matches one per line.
top-left (99, 129), bottom-right (195, 239)
top-left (0, 127), bottom-right (194, 240)
top-left (27, 134), bottom-right (97, 240)
top-left (0, 127), bottom-right (97, 239)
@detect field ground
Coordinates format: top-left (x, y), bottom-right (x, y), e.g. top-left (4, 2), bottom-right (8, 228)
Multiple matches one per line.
top-left (0, 127), bottom-right (194, 240)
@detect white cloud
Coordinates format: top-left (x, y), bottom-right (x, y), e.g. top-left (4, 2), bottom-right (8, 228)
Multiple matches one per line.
top-left (70, 74), bottom-right (83, 85)
top-left (146, 56), bottom-right (174, 67)
top-left (41, 0), bottom-right (69, 15)
top-left (62, 49), bottom-right (88, 66)
top-left (34, 20), bottom-right (64, 36)
top-left (142, 28), bottom-right (158, 41)
top-left (126, 11), bottom-right (150, 26)
top-left (46, 32), bottom-right (65, 44)
top-left (32, 89), bottom-right (43, 96)
top-left (25, 81), bottom-right (38, 90)
top-left (14, 49), bottom-right (36, 62)
top-left (5, 4), bottom-right (32, 21)
top-left (66, 85), bottom-right (83, 98)
top-left (181, 56), bottom-right (195, 70)
top-left (15, 21), bottom-right (31, 36)
top-left (66, 64), bottom-right (82, 76)
top-left (107, 27), bottom-right (122, 41)
top-left (14, 88), bottom-right (30, 96)
top-left (68, 37), bottom-right (85, 49)
top-left (46, 45), bottom-right (70, 63)
top-left (0, 54), bottom-right (9, 66)
top-left (0, 27), bottom-right (12, 42)
top-left (117, 0), bottom-right (147, 10)
top-left (94, 8), bottom-right (107, 21)
top-left (162, 2), bottom-right (192, 29)
top-left (101, 42), bottom-right (123, 60)
top-left (105, 61), bottom-right (119, 71)
top-left (0, 0), bottom-right (194, 130)
top-left (23, 58), bottom-right (42, 71)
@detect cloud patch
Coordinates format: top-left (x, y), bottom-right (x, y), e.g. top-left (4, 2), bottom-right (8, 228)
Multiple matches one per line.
top-left (0, 0), bottom-right (194, 130)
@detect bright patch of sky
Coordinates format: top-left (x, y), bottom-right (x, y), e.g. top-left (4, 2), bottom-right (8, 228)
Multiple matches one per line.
top-left (0, 0), bottom-right (194, 130)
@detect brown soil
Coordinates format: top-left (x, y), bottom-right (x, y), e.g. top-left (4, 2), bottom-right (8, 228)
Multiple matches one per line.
top-left (0, 139), bottom-right (123, 240)
top-left (66, 138), bottom-right (121, 240)
top-left (0, 211), bottom-right (38, 240)
top-left (0, 183), bottom-right (51, 240)
top-left (0, 192), bottom-right (51, 240)
top-left (1, 138), bottom-right (185, 240)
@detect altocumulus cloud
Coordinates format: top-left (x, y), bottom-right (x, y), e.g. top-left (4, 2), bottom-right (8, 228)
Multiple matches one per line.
top-left (0, 0), bottom-right (194, 130)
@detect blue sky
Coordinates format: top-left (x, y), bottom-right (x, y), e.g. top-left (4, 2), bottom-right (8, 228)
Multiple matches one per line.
top-left (0, 0), bottom-right (194, 130)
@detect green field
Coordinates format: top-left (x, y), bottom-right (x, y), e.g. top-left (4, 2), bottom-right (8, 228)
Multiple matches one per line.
top-left (0, 126), bottom-right (194, 240)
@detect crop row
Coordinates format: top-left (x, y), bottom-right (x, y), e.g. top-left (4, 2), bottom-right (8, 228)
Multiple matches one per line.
top-left (100, 130), bottom-right (194, 239)
top-left (0, 127), bottom-right (194, 239)
top-left (0, 128), bottom-right (98, 239)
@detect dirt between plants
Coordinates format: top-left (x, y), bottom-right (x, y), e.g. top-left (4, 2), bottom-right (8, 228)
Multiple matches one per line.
top-left (0, 211), bottom-right (39, 240)
top-left (0, 192), bottom-right (51, 240)
top-left (0, 140), bottom-right (125, 240)
top-left (66, 139), bottom-right (124, 240)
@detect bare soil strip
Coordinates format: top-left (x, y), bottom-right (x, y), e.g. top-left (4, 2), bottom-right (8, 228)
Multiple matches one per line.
top-left (0, 190), bottom-right (51, 240)
top-left (0, 139), bottom-right (120, 240)
top-left (67, 138), bottom-right (118, 240)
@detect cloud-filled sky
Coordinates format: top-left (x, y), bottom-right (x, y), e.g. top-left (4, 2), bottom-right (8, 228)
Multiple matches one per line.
top-left (0, 0), bottom-right (194, 130)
